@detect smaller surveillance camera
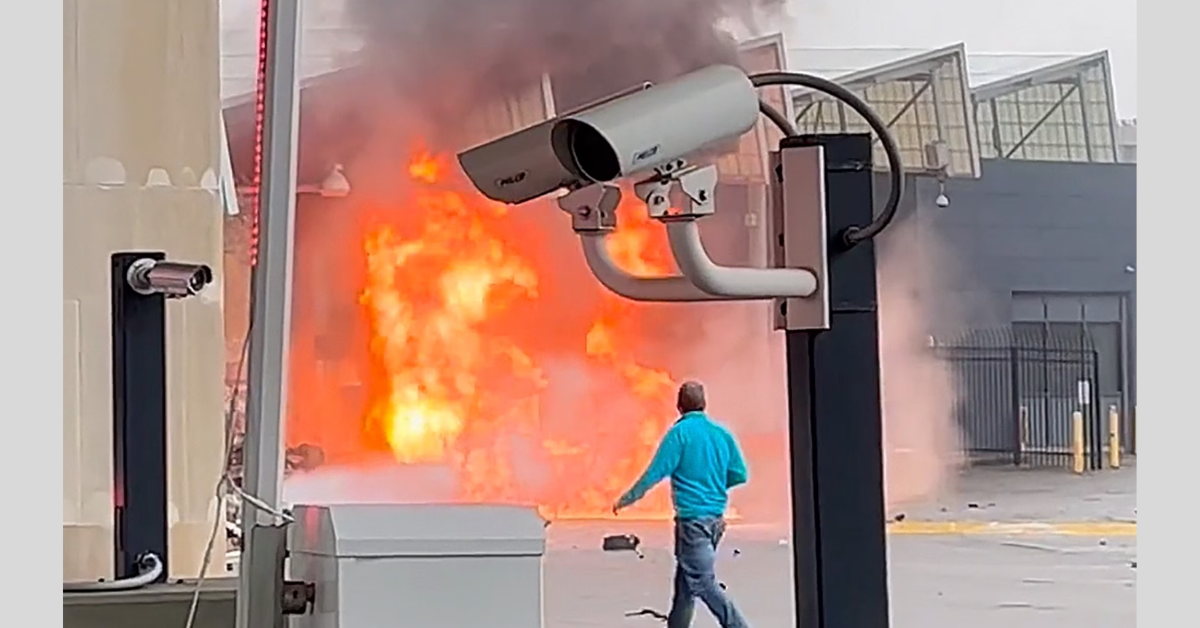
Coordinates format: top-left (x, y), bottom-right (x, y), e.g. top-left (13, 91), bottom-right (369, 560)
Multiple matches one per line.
top-left (458, 64), bottom-right (761, 205)
top-left (126, 258), bottom-right (214, 299)
top-left (934, 193), bottom-right (950, 208)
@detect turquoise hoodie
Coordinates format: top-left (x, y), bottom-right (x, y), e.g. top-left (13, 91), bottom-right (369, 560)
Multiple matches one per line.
top-left (616, 411), bottom-right (748, 519)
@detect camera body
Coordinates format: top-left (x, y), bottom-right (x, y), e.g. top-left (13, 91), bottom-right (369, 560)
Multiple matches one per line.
top-left (126, 258), bottom-right (214, 299)
top-left (458, 64), bottom-right (761, 204)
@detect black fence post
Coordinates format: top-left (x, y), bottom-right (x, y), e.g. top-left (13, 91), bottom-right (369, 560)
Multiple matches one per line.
top-left (1090, 348), bottom-right (1104, 470)
top-left (1009, 344), bottom-right (1021, 466)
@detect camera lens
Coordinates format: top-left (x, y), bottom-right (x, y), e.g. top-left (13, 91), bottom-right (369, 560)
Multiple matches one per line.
top-left (561, 120), bottom-right (621, 183)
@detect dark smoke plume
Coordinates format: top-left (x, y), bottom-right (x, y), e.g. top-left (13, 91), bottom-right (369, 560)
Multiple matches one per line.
top-left (342, 0), bottom-right (786, 144)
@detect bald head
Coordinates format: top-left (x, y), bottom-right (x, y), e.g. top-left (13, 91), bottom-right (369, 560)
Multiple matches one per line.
top-left (677, 380), bottom-right (707, 414)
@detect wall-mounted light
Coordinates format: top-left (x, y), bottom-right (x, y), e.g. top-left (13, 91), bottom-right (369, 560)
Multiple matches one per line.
top-left (293, 163), bottom-right (351, 198)
top-left (924, 141), bottom-right (951, 209)
top-left (235, 164), bottom-right (352, 201)
top-left (319, 164), bottom-right (351, 198)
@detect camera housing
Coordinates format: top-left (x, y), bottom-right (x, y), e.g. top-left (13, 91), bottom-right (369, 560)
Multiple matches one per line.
top-left (457, 118), bottom-right (584, 206)
top-left (457, 64), bottom-right (761, 204)
top-left (558, 64), bottom-right (759, 184)
top-left (126, 258), bottom-right (214, 299)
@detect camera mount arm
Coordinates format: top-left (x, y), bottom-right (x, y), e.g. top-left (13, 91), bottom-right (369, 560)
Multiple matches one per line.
top-left (666, 220), bottom-right (816, 298)
top-left (559, 161), bottom-right (821, 303)
top-left (559, 183), bottom-right (740, 302)
top-left (644, 163), bottom-right (819, 300)
top-left (578, 234), bottom-right (733, 302)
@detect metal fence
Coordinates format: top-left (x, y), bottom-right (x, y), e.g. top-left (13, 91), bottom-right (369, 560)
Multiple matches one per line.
top-left (933, 328), bottom-right (1104, 470)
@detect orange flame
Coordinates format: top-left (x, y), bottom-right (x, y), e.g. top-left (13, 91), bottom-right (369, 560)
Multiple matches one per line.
top-left (355, 150), bottom-right (688, 519)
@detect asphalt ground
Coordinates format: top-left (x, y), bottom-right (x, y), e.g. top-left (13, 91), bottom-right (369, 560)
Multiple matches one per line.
top-left (543, 466), bottom-right (1137, 628)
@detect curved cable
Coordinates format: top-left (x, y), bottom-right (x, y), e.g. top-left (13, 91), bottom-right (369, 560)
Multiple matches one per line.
top-left (186, 333), bottom-right (246, 627)
top-left (758, 99), bottom-right (798, 138)
top-left (749, 72), bottom-right (905, 246)
top-left (64, 553), bottom-right (164, 592)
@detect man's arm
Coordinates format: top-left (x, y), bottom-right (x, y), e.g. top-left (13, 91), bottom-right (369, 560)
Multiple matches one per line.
top-left (725, 433), bottom-right (749, 489)
top-left (616, 428), bottom-right (683, 510)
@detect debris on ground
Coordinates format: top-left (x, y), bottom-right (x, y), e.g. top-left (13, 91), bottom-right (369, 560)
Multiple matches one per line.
top-left (1000, 541), bottom-right (1068, 554)
top-left (603, 534), bottom-right (641, 551)
top-left (625, 608), bottom-right (669, 621)
top-left (603, 534), bottom-right (644, 559)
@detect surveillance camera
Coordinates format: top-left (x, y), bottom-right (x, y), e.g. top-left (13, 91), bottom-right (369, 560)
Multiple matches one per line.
top-left (458, 64), bottom-right (760, 204)
top-left (126, 258), bottom-right (214, 299)
top-left (934, 193), bottom-right (950, 208)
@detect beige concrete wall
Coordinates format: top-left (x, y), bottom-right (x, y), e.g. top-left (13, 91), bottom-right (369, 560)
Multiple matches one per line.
top-left (64, 0), bottom-right (227, 581)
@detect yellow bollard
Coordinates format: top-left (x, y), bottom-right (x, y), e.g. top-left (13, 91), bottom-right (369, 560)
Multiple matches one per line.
top-left (1071, 411), bottom-right (1085, 474)
top-left (1108, 406), bottom-right (1121, 469)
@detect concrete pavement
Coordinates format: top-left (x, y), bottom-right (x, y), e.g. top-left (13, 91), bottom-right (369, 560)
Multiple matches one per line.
top-left (894, 464), bottom-right (1137, 525)
top-left (543, 466), bottom-right (1137, 628)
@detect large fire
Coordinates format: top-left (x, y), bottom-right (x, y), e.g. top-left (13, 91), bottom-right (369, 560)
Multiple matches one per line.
top-left (354, 150), bottom-right (681, 519)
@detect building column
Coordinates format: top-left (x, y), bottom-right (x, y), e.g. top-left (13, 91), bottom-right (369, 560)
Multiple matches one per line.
top-left (63, 0), bottom-right (226, 580)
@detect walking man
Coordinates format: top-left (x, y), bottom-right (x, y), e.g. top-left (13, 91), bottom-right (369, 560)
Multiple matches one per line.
top-left (613, 380), bottom-right (751, 628)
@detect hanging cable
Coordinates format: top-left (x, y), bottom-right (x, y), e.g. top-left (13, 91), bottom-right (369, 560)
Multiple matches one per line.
top-left (182, 310), bottom-right (252, 628)
top-left (750, 72), bottom-right (905, 246)
top-left (758, 99), bottom-right (798, 138)
top-left (64, 553), bottom-right (164, 592)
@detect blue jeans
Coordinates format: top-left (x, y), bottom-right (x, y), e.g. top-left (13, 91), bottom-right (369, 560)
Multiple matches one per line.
top-left (668, 517), bottom-right (750, 628)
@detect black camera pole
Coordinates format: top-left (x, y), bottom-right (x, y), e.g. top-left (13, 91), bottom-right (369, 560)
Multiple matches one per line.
top-left (110, 251), bottom-right (170, 582)
top-left (785, 135), bottom-right (891, 628)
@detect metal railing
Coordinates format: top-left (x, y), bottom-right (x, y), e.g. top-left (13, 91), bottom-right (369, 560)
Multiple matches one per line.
top-left (933, 328), bottom-right (1106, 471)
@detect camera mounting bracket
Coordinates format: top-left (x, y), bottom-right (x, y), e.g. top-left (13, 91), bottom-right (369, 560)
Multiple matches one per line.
top-left (633, 161), bottom-right (718, 221)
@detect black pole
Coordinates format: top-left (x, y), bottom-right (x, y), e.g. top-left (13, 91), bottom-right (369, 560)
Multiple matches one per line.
top-left (111, 251), bottom-right (170, 582)
top-left (1010, 344), bottom-right (1022, 466)
top-left (785, 134), bottom-right (890, 628)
